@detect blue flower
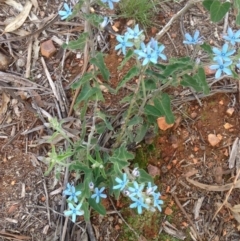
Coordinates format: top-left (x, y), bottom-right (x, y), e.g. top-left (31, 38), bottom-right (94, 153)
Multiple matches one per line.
top-left (63, 183), bottom-right (81, 203)
top-left (223, 27), bottom-right (240, 45)
top-left (183, 30), bottom-right (202, 45)
top-left (101, 0), bottom-right (120, 10)
top-left (146, 182), bottom-right (158, 195)
top-left (134, 43), bottom-right (158, 65)
top-left (129, 197), bottom-right (148, 214)
top-left (58, 3), bottom-right (72, 20)
top-left (127, 24), bottom-right (143, 39)
top-left (128, 181), bottom-right (144, 198)
top-left (210, 57), bottom-right (232, 79)
top-left (64, 203), bottom-right (84, 223)
top-left (91, 187), bottom-right (107, 203)
top-left (115, 34), bottom-right (134, 55)
top-left (113, 173), bottom-right (129, 191)
top-left (212, 43), bottom-right (235, 62)
top-left (152, 192), bottom-right (164, 212)
top-left (148, 38), bottom-right (167, 61)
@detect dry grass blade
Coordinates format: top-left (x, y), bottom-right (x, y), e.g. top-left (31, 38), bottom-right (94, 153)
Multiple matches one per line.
top-left (4, 1), bottom-right (32, 33)
top-left (228, 137), bottom-right (239, 169)
top-left (186, 177), bottom-right (240, 191)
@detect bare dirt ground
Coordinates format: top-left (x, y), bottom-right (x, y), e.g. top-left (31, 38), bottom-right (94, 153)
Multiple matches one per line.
top-left (0, 0), bottom-right (240, 241)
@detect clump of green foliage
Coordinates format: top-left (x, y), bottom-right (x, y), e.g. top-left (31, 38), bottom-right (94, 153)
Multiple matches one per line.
top-left (118, 0), bottom-right (155, 27)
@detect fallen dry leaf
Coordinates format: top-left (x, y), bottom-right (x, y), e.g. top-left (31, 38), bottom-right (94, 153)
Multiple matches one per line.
top-left (208, 134), bottom-right (221, 146)
top-left (5, 1), bottom-right (32, 33)
top-left (157, 116), bottom-right (174, 131)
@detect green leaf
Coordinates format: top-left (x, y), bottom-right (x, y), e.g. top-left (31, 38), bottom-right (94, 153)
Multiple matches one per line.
top-left (116, 66), bottom-right (140, 92)
top-left (235, 0), bottom-right (240, 8)
top-left (181, 67), bottom-right (209, 94)
top-left (134, 123), bottom-right (149, 143)
top-left (88, 198), bottom-right (106, 215)
top-left (71, 72), bottom-right (95, 89)
top-left (118, 49), bottom-right (134, 70)
top-left (153, 93), bottom-right (174, 124)
top-left (90, 52), bottom-right (110, 81)
top-left (163, 62), bottom-right (193, 77)
top-left (181, 74), bottom-right (202, 92)
top-left (62, 33), bottom-right (88, 50)
top-left (203, 0), bottom-right (214, 11)
top-left (128, 116), bottom-right (143, 126)
top-left (210, 1), bottom-right (230, 22)
top-left (145, 79), bottom-right (157, 90)
top-left (109, 146), bottom-right (134, 165)
top-left (96, 111), bottom-right (113, 130)
top-left (195, 67), bottom-right (209, 94)
top-left (82, 202), bottom-right (90, 221)
top-left (84, 13), bottom-right (103, 27)
top-left (67, 0), bottom-right (84, 20)
top-left (200, 43), bottom-right (213, 54)
top-left (75, 82), bottom-right (99, 104)
top-left (236, 12), bottom-right (240, 25)
top-left (137, 169), bottom-right (154, 183)
top-left (144, 105), bottom-right (162, 117)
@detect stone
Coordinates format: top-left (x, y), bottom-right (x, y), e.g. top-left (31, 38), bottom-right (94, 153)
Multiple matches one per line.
top-left (208, 134), bottom-right (221, 146)
top-left (40, 39), bottom-right (56, 58)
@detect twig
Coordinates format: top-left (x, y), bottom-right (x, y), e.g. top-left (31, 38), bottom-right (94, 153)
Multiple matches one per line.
top-left (109, 197), bottom-right (139, 239)
top-left (156, 0), bottom-right (203, 41)
top-left (172, 193), bottom-right (202, 241)
top-left (212, 168), bottom-right (240, 220)
top-left (41, 57), bottom-right (60, 101)
top-left (25, 37), bottom-right (33, 78)
top-left (86, 221), bottom-right (97, 241)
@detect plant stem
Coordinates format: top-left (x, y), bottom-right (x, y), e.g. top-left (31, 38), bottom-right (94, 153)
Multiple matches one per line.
top-left (113, 69), bottom-right (144, 148)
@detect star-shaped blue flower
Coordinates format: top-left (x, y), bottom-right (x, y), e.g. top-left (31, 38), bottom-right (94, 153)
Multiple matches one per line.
top-left (91, 187), bottom-right (107, 203)
top-left (212, 43), bottom-right (235, 62)
top-left (146, 182), bottom-right (158, 195)
top-left (223, 27), bottom-right (240, 45)
top-left (101, 0), bottom-right (120, 10)
top-left (128, 181), bottom-right (144, 198)
top-left (63, 183), bottom-right (81, 203)
top-left (183, 30), bottom-right (202, 45)
top-left (152, 192), bottom-right (164, 212)
top-left (134, 43), bottom-right (158, 65)
top-left (115, 34), bottom-right (134, 55)
top-left (127, 24), bottom-right (143, 39)
top-left (58, 3), bottom-right (72, 20)
top-left (129, 197), bottom-right (148, 214)
top-left (113, 173), bottom-right (129, 191)
top-left (210, 57), bottom-right (232, 79)
top-left (64, 203), bottom-right (84, 223)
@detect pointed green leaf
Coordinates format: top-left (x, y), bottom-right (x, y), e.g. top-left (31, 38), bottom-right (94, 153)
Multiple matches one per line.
top-left (203, 0), bottom-right (214, 11)
top-left (195, 67), bottom-right (209, 94)
top-left (236, 12), bottom-right (240, 25)
top-left (71, 72), bottom-right (95, 89)
top-left (118, 49), bottom-right (134, 70)
top-left (144, 105), bottom-right (162, 117)
top-left (181, 74), bottom-right (202, 92)
top-left (88, 198), bottom-right (106, 215)
top-left (90, 52), bottom-right (110, 81)
top-left (134, 123), bottom-right (149, 143)
top-left (75, 82), bottom-right (99, 104)
top-left (137, 169), bottom-right (154, 183)
top-left (62, 33), bottom-right (88, 50)
top-left (128, 116), bottom-right (143, 126)
top-left (116, 66), bottom-right (140, 92)
top-left (210, 1), bottom-right (230, 22)
top-left (200, 43), bottom-right (213, 54)
top-left (153, 93), bottom-right (174, 124)
top-left (82, 202), bottom-right (90, 221)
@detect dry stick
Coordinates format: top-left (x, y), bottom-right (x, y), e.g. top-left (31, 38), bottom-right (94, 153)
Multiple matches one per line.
top-left (171, 193), bottom-right (203, 241)
top-left (156, 0), bottom-right (203, 41)
top-left (109, 197), bottom-right (139, 239)
top-left (212, 168), bottom-right (240, 220)
top-left (25, 37), bottom-right (33, 78)
top-left (41, 57), bottom-right (60, 101)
